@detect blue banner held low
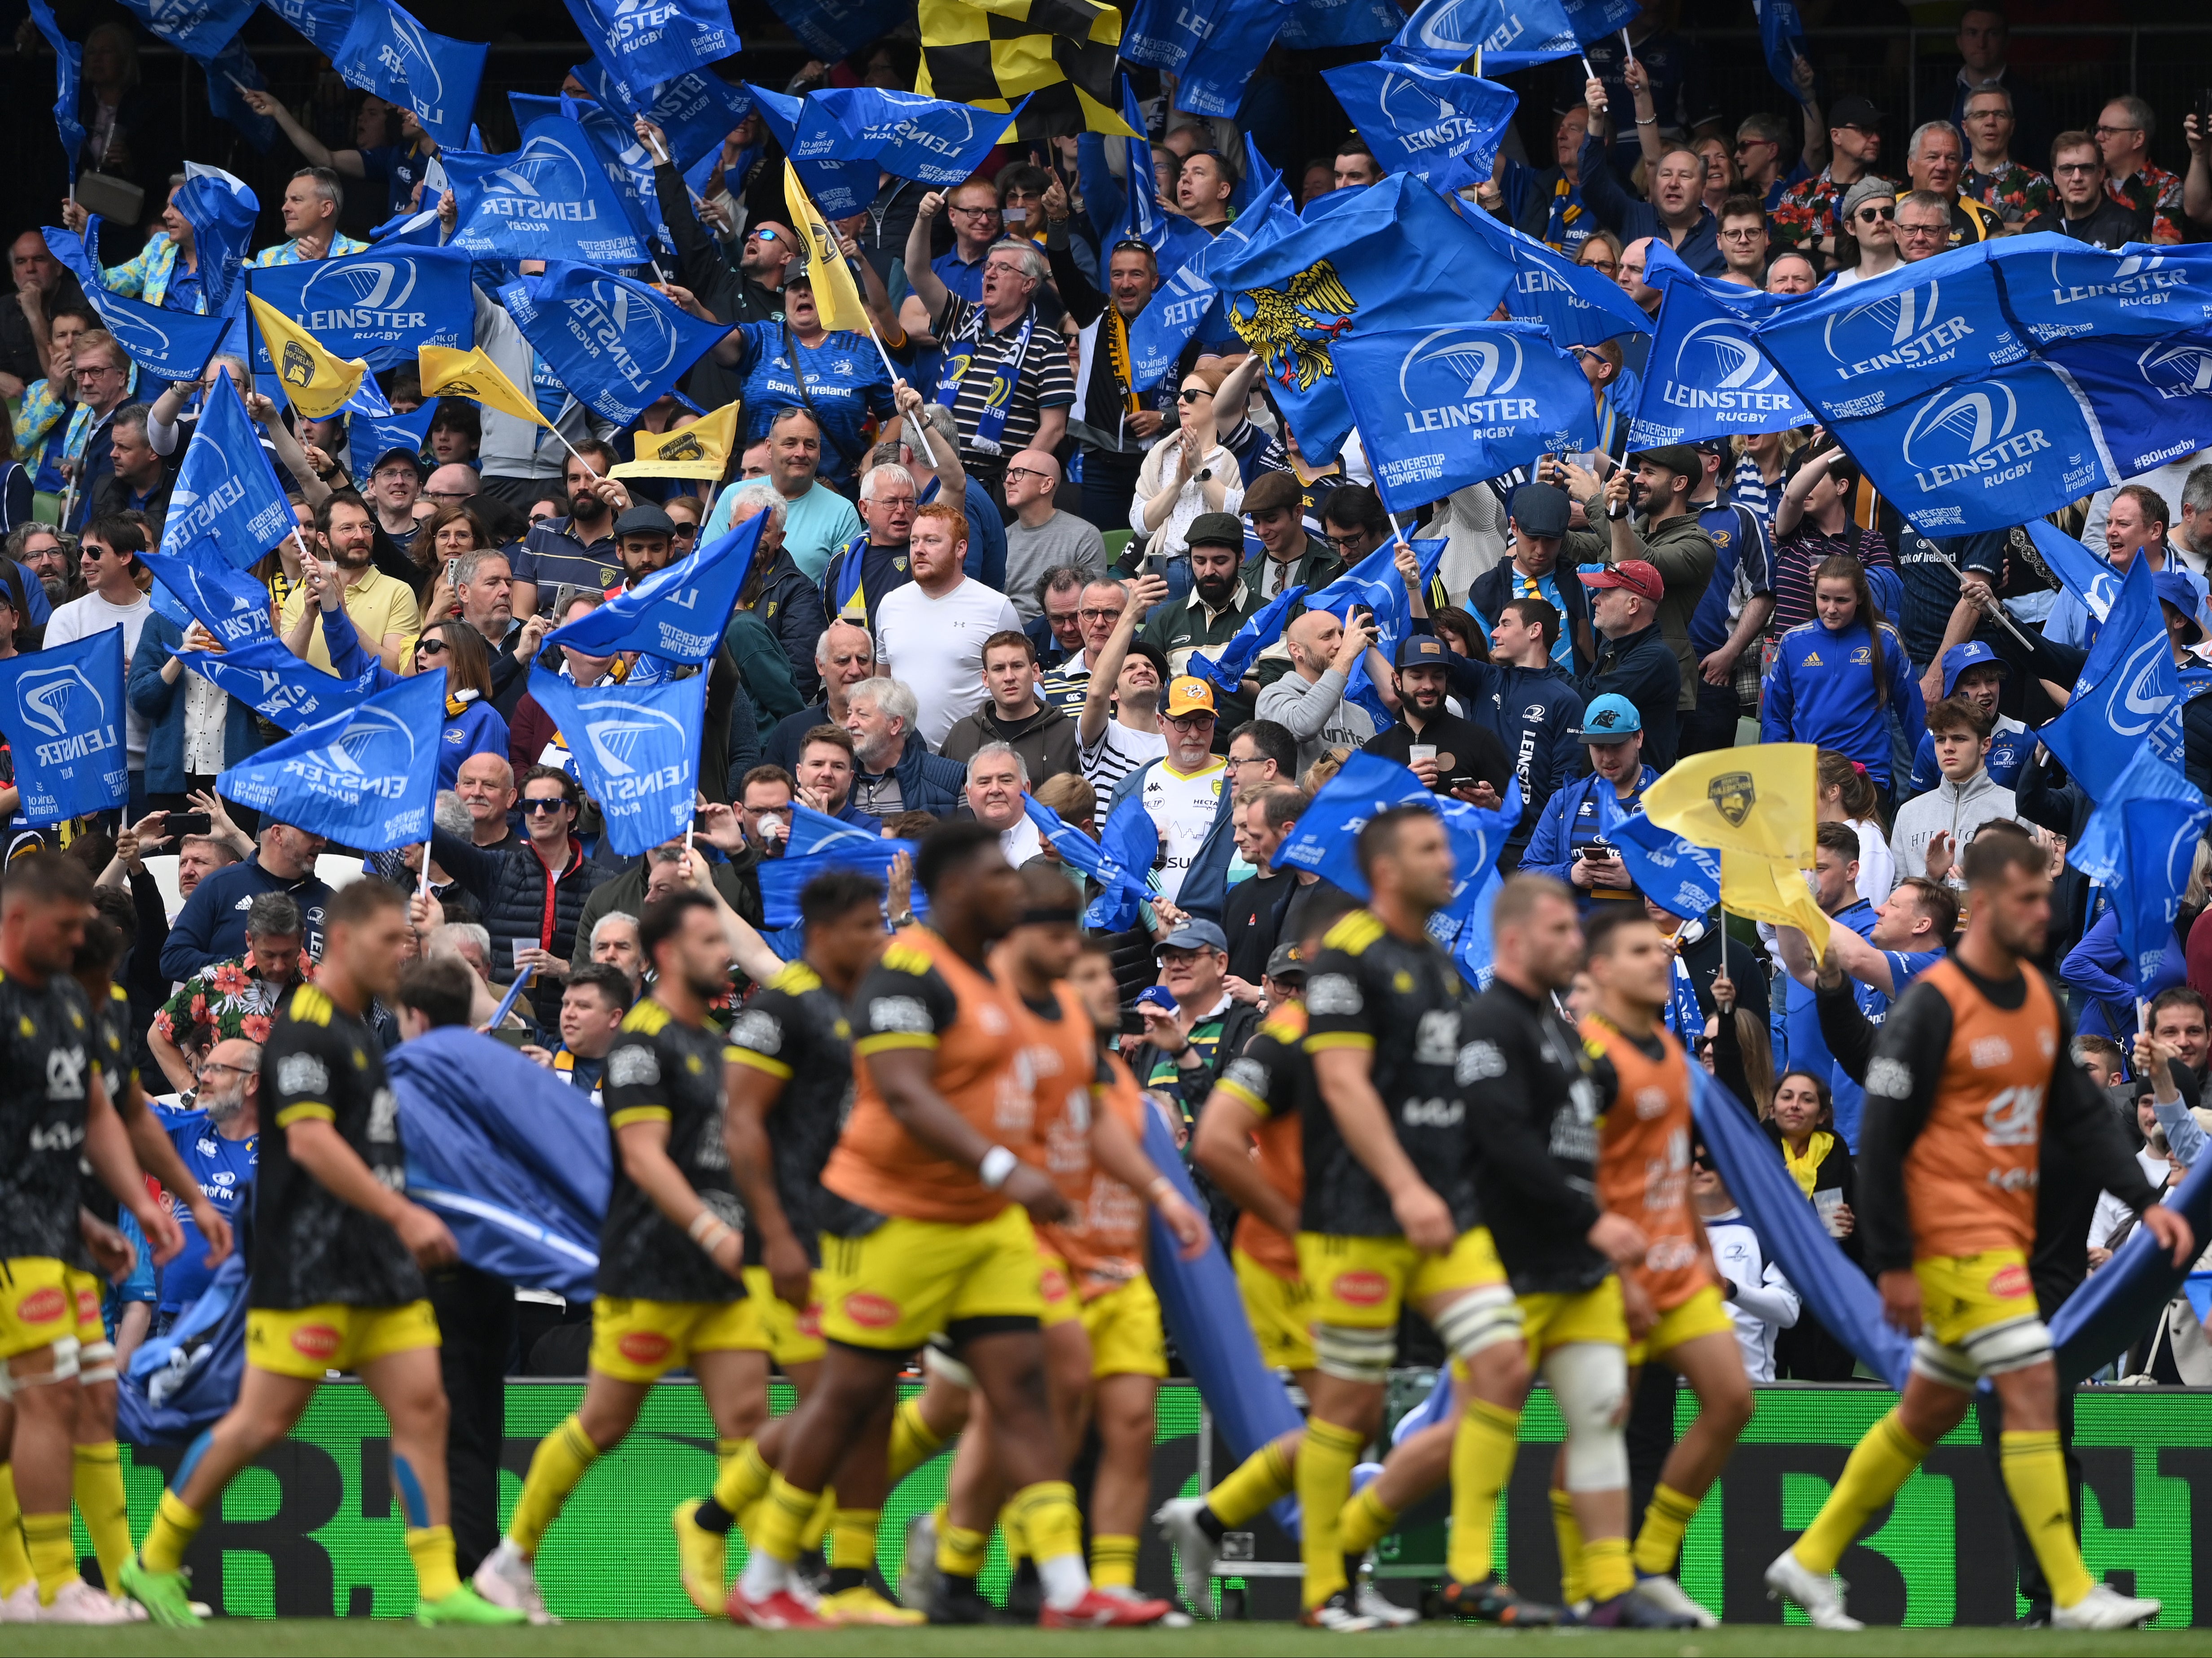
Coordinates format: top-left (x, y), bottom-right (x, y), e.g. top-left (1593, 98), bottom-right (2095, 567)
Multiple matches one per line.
top-left (164, 368), bottom-right (297, 571)
top-left (544, 511), bottom-right (762, 665)
top-left (0, 628), bottom-right (128, 825)
top-left (216, 671), bottom-right (446, 850)
top-left (141, 542), bottom-right (274, 647)
top-left (175, 638), bottom-right (377, 731)
top-left (46, 224), bottom-right (232, 384)
top-left (2037, 555), bottom-right (2183, 802)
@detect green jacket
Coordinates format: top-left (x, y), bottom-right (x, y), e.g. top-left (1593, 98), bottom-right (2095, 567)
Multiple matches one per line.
top-left (723, 607), bottom-right (802, 736)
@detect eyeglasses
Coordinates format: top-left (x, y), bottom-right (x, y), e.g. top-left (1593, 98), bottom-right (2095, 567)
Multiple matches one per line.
top-left (1003, 466), bottom-right (1047, 482)
top-left (198, 1059), bottom-right (254, 1080)
top-left (747, 227), bottom-right (780, 242)
top-left (1176, 388), bottom-right (1211, 403)
top-left (1732, 138), bottom-right (1773, 153)
top-left (521, 796), bottom-right (569, 814)
top-left (948, 204), bottom-right (1000, 219)
top-left (415, 637), bottom-right (447, 657)
top-left (1855, 205), bottom-right (1896, 222)
top-left (1224, 754), bottom-right (1270, 770)
top-left (1719, 227), bottom-right (1765, 242)
top-left (425, 489), bottom-right (470, 503)
top-left (1897, 221), bottom-right (1948, 238)
top-left (1581, 256), bottom-right (1618, 274)
top-left (1078, 605), bottom-right (1123, 621)
top-left (1322, 533), bottom-right (1370, 551)
top-left (2093, 123), bottom-right (2141, 137)
top-left (2054, 161), bottom-right (2101, 175)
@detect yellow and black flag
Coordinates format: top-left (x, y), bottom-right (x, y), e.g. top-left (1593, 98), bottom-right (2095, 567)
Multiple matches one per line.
top-left (915, 0), bottom-right (1139, 139)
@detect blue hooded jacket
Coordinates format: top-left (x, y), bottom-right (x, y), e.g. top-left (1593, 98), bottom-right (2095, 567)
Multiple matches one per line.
top-left (1761, 616), bottom-right (1925, 788)
top-left (1523, 765), bottom-right (1658, 906)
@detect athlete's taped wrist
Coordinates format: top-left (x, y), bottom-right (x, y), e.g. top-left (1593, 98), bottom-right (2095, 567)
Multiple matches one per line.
top-left (1145, 1177), bottom-right (1173, 1207)
top-left (979, 1145), bottom-right (1019, 1190)
top-left (688, 1211), bottom-right (734, 1255)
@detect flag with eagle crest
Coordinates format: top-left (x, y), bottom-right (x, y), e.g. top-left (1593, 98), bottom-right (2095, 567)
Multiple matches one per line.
top-left (916, 0), bottom-right (1138, 138)
top-left (1205, 173), bottom-right (1514, 458)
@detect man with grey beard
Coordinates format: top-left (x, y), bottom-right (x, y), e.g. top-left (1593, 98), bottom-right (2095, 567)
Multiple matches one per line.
top-left (148, 1038), bottom-right (262, 1334)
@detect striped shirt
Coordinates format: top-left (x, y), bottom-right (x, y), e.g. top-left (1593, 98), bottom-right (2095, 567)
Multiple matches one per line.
top-left (1770, 523), bottom-right (1895, 636)
top-left (931, 296), bottom-right (1075, 465)
top-left (1081, 719), bottom-right (1166, 798)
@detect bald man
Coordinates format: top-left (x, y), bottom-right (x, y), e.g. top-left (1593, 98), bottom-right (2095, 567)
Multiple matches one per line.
top-left (1256, 605), bottom-right (1385, 773)
top-left (1002, 446), bottom-right (1106, 621)
top-left (425, 463), bottom-right (482, 507)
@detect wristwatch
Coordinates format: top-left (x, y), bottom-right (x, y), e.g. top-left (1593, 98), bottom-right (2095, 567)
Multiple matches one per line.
top-left (1195, 467), bottom-right (1213, 483)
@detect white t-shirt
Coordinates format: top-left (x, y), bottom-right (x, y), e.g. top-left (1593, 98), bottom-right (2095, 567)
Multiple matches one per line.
top-left (1081, 718), bottom-right (1168, 797)
top-left (1703, 1207), bottom-right (1799, 1383)
top-left (998, 814), bottom-right (1043, 866)
top-left (1140, 755), bottom-right (1226, 903)
top-left (45, 591), bottom-right (154, 764)
top-left (874, 577), bottom-right (1022, 748)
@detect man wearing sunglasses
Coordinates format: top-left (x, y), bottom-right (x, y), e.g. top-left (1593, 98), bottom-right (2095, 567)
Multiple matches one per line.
top-left (640, 111), bottom-right (789, 411)
top-left (1772, 95), bottom-right (1886, 260)
top-left (432, 766), bottom-right (610, 985)
top-left (1829, 179), bottom-right (1902, 289)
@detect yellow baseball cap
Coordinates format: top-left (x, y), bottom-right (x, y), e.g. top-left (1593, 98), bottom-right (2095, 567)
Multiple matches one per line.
top-left (1164, 676), bottom-right (1217, 717)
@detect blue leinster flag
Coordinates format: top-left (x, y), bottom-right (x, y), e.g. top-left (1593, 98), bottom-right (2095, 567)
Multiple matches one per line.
top-left (141, 543), bottom-right (273, 647)
top-left (165, 370), bottom-right (297, 570)
top-left (443, 118), bottom-right (649, 267)
top-left (524, 669), bottom-right (706, 856)
top-left (545, 512), bottom-right (762, 663)
top-left (1322, 61), bottom-right (1517, 192)
top-left (0, 629), bottom-right (127, 824)
top-left (499, 261), bottom-right (726, 426)
top-left (175, 639), bottom-right (376, 731)
top-left (217, 672), bottom-right (445, 851)
top-left (334, 0), bottom-right (487, 150)
top-left (1630, 247), bottom-right (1810, 446)
top-left (245, 245), bottom-right (473, 374)
top-left (1335, 322), bottom-right (1594, 516)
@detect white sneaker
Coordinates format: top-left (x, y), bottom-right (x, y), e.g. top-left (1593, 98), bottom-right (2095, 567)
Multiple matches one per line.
top-left (1354, 1579), bottom-right (1419, 1627)
top-left (119, 1594), bottom-right (148, 1620)
top-left (1150, 1496), bottom-right (1219, 1618)
top-left (898, 1510), bottom-right (940, 1614)
top-left (1102, 1583), bottom-right (1193, 1628)
top-left (471, 1540), bottom-right (559, 1626)
top-left (1765, 1549), bottom-right (1863, 1631)
top-left (0, 1581), bottom-right (40, 1622)
top-left (2051, 1583), bottom-right (2160, 1631)
top-left (1634, 1573), bottom-right (1718, 1629)
top-left (39, 1580), bottom-right (136, 1623)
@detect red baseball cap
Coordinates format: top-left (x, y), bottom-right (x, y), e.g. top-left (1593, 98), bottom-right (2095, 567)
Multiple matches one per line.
top-left (1579, 559), bottom-right (1664, 604)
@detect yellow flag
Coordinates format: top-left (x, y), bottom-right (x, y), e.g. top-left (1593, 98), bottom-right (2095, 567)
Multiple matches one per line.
top-left (783, 162), bottom-right (872, 336)
top-left (245, 293), bottom-right (366, 420)
top-left (1641, 744), bottom-right (1822, 868)
top-left (418, 345), bottom-right (549, 429)
top-left (1721, 850), bottom-right (1835, 941)
top-left (610, 402), bottom-right (739, 481)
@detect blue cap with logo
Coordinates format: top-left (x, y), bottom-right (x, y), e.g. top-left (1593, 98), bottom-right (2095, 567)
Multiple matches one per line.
top-left (1397, 634), bottom-right (1450, 668)
top-left (1571, 693), bottom-right (1643, 743)
top-left (1939, 639), bottom-right (2009, 698)
top-left (1156, 919), bottom-right (1230, 956)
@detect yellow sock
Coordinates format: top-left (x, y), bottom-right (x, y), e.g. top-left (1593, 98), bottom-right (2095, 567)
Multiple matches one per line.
top-left (1206, 1436), bottom-right (1296, 1527)
top-left (1583, 1535), bottom-right (1634, 1602)
top-left (24, 1512), bottom-right (77, 1605)
top-left (830, 1509), bottom-right (880, 1573)
top-left (1792, 1409), bottom-right (1928, 1576)
top-left (1551, 1488), bottom-right (1587, 1604)
top-left (1091, 1533), bottom-right (1139, 1590)
top-left (801, 1485), bottom-right (835, 1552)
top-left (1632, 1481), bottom-right (1700, 1577)
top-left (996, 1498), bottom-right (1028, 1564)
top-left (888, 1397), bottom-right (946, 1484)
top-left (1007, 1480), bottom-right (1083, 1567)
top-left (753, 1475), bottom-right (819, 1567)
top-left (711, 1438), bottom-right (774, 1517)
top-left (506, 1415), bottom-right (600, 1557)
top-left (0, 1462), bottom-right (34, 1597)
top-left (1999, 1430), bottom-right (2092, 1610)
top-left (1445, 1399), bottom-right (1520, 1586)
top-left (1294, 1418), bottom-right (1365, 1609)
top-left (140, 1488), bottom-right (205, 1576)
top-left (406, 1525), bottom-right (461, 1602)
top-left (1338, 1485), bottom-right (1400, 1556)
top-left (72, 1440), bottom-right (131, 1595)
top-left (936, 1522), bottom-right (989, 1578)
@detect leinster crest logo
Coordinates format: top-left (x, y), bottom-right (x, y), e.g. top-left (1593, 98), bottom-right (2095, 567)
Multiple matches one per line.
top-left (1708, 771), bottom-right (1755, 827)
top-left (1234, 259), bottom-right (1358, 395)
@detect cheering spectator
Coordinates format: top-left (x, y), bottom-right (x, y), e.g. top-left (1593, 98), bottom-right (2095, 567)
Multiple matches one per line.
top-left (1075, 573), bottom-right (1171, 796)
top-left (1769, 444), bottom-right (1895, 635)
top-left (249, 166), bottom-right (368, 266)
top-left (280, 490), bottom-right (423, 674)
top-left (821, 460), bottom-right (920, 633)
top-left (1760, 1067), bottom-right (1861, 1382)
top-left (129, 612), bottom-right (256, 812)
top-left (793, 726), bottom-right (862, 820)
top-left (432, 766), bottom-right (610, 983)
top-left (1903, 122), bottom-right (1999, 246)
top-left (510, 441), bottom-right (622, 618)
top-left (1903, 643), bottom-right (2033, 796)
top-left (1559, 446), bottom-right (1717, 730)
top-left (1131, 378), bottom-right (1247, 560)
top-left (1577, 75), bottom-right (1724, 277)
top-left (1041, 182), bottom-right (1168, 529)
top-left (1258, 606), bottom-right (1384, 776)
top-left (1107, 676), bottom-right (1236, 913)
top-left (1959, 87), bottom-right (2052, 226)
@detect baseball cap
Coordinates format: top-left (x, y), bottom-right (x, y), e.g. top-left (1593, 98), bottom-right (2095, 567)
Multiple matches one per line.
top-left (1579, 559), bottom-right (1665, 604)
top-left (2154, 570), bottom-right (2205, 645)
top-left (1940, 639), bottom-right (2009, 697)
top-left (1830, 95), bottom-right (1884, 130)
top-left (1510, 481), bottom-right (1571, 538)
top-left (613, 503), bottom-right (676, 538)
top-left (1264, 942), bottom-right (1306, 981)
top-left (1571, 693), bottom-right (1643, 743)
top-left (1156, 918), bottom-right (1229, 955)
top-left (1185, 511), bottom-right (1246, 552)
top-left (1163, 676), bottom-right (1217, 717)
top-left (368, 442), bottom-right (427, 477)
top-left (1396, 634), bottom-right (1450, 669)
top-left (1632, 444), bottom-right (1701, 483)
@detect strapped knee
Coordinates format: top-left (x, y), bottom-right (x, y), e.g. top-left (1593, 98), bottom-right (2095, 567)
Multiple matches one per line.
top-left (1544, 1342), bottom-right (1628, 1492)
top-left (0, 1335), bottom-right (82, 1400)
top-left (1432, 1285), bottom-right (1521, 1363)
top-left (1313, 1323), bottom-right (1396, 1385)
top-left (77, 1339), bottom-right (117, 1386)
top-left (1963, 1314), bottom-right (2052, 1378)
top-left (924, 1336), bottom-right (977, 1392)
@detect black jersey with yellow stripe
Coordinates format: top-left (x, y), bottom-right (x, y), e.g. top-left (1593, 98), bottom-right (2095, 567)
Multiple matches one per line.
top-left (254, 982), bottom-right (422, 1311)
top-left (0, 966), bottom-right (95, 1264)
top-left (1300, 908), bottom-right (1478, 1237)
top-left (599, 996), bottom-right (746, 1304)
top-left (726, 960), bottom-right (857, 1265)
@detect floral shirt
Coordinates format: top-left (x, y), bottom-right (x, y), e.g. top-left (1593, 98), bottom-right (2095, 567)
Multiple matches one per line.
top-left (2107, 162), bottom-right (2184, 244)
top-left (1770, 166), bottom-right (1883, 250)
top-left (249, 232), bottom-right (369, 269)
top-left (1962, 162), bottom-right (2053, 226)
top-left (153, 956), bottom-right (313, 1054)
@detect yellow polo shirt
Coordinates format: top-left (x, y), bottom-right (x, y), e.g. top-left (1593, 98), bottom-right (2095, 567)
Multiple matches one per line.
top-left (277, 566), bottom-right (422, 672)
